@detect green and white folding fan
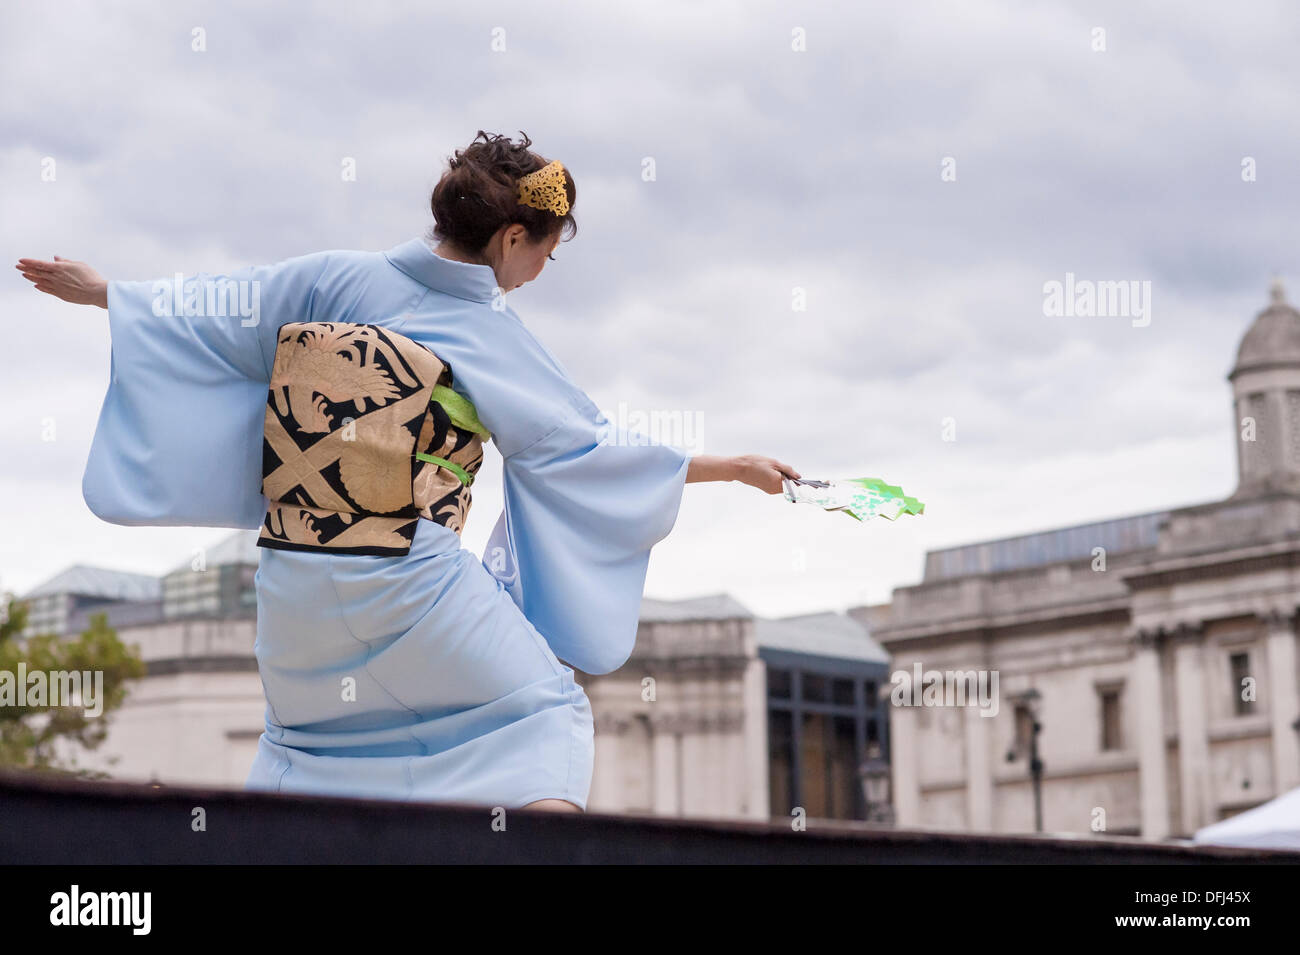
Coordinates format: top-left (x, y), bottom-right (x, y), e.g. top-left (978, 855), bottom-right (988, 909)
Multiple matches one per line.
top-left (782, 476), bottom-right (925, 523)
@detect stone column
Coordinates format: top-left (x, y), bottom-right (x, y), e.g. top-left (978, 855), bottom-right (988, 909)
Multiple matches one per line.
top-left (1265, 609), bottom-right (1300, 794)
top-left (888, 698), bottom-right (921, 827)
top-left (588, 712), bottom-right (623, 813)
top-left (651, 717), bottom-right (680, 816)
top-left (722, 710), bottom-right (746, 818)
top-left (1133, 627), bottom-right (1170, 840)
top-left (1171, 623), bottom-right (1210, 833)
top-left (742, 656), bottom-right (769, 819)
top-left (964, 701), bottom-right (994, 831)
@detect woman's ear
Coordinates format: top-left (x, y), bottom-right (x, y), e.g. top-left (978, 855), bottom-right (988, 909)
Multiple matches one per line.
top-left (504, 222), bottom-right (529, 252)
top-left (486, 223), bottom-right (522, 267)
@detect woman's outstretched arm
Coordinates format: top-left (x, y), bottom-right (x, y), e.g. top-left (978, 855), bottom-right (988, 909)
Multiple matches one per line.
top-left (16, 257), bottom-right (108, 307)
top-left (20, 248), bottom-right (334, 527)
top-left (687, 453), bottom-right (800, 494)
top-left (21, 257), bottom-right (803, 495)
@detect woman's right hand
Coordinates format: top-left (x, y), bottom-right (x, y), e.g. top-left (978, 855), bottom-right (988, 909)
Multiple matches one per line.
top-left (15, 256), bottom-right (109, 308)
top-left (729, 454), bottom-right (801, 494)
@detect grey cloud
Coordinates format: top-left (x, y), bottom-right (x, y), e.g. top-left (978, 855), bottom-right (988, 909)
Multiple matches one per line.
top-left (1, 0), bottom-right (1293, 610)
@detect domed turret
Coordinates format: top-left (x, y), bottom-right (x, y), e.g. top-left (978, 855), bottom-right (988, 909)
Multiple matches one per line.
top-left (1231, 279), bottom-right (1300, 376)
top-left (1229, 280), bottom-right (1300, 497)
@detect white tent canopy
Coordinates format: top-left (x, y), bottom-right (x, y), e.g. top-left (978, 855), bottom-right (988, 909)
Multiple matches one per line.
top-left (1193, 786), bottom-right (1300, 850)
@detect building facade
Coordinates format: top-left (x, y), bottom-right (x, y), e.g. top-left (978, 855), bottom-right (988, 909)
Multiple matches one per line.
top-left (857, 283), bottom-right (1300, 839)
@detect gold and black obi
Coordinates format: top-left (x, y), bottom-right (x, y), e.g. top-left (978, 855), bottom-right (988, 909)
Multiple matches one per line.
top-left (257, 322), bottom-right (490, 556)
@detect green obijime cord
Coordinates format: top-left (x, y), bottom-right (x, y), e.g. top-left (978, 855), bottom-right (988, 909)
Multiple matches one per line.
top-left (415, 451), bottom-right (474, 486)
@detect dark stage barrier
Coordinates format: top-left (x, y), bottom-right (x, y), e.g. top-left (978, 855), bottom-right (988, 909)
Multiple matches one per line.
top-left (2, 769), bottom-right (1296, 864)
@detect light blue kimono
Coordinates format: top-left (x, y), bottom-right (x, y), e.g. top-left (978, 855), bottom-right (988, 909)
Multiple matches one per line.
top-left (82, 237), bottom-right (691, 808)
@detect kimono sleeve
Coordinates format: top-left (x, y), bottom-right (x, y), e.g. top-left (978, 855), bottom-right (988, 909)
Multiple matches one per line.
top-left (82, 251), bottom-right (332, 528)
top-left (482, 393), bottom-right (691, 675)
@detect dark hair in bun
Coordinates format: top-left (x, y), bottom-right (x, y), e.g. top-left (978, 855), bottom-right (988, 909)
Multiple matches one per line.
top-left (429, 130), bottom-right (577, 253)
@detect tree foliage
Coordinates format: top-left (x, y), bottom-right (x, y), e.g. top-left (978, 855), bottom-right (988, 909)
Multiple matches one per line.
top-left (0, 594), bottom-right (145, 776)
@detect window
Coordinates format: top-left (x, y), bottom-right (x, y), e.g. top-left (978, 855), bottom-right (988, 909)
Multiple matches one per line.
top-left (832, 678), bottom-right (855, 705)
top-left (802, 674), bottom-right (828, 703)
top-left (796, 713), bottom-right (861, 821)
top-left (766, 662), bottom-right (886, 822)
top-left (1099, 688), bottom-right (1122, 751)
top-left (768, 710), bottom-right (793, 815)
top-left (767, 668), bottom-right (791, 699)
top-left (1229, 652), bottom-right (1253, 715)
top-left (800, 713), bottom-right (828, 817)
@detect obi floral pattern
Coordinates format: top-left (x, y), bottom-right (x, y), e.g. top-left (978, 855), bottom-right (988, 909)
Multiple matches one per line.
top-left (258, 322), bottom-right (484, 556)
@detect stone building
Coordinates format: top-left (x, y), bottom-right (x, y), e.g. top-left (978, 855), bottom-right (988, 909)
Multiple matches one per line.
top-left (855, 282), bottom-right (1300, 839)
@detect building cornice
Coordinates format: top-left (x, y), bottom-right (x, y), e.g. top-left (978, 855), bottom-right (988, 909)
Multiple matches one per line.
top-left (1121, 539), bottom-right (1300, 590)
top-left (874, 602), bottom-right (1131, 649)
top-left (593, 710), bottom-right (747, 735)
top-left (144, 656), bottom-right (259, 676)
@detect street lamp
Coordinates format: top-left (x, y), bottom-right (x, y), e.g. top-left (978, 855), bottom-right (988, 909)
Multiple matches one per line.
top-left (859, 741), bottom-right (893, 824)
top-left (1005, 688), bottom-right (1044, 833)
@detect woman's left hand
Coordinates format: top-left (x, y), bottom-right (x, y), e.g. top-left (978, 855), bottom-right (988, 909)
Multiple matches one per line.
top-left (16, 256), bottom-right (109, 308)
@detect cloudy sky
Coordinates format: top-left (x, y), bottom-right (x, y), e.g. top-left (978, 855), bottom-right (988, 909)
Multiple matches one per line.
top-left (2, 1), bottom-right (1296, 617)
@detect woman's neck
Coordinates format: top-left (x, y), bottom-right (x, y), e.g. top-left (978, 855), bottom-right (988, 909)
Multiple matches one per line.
top-left (431, 239), bottom-right (485, 267)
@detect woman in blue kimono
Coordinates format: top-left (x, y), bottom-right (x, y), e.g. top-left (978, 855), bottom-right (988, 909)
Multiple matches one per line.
top-left (16, 130), bottom-right (800, 813)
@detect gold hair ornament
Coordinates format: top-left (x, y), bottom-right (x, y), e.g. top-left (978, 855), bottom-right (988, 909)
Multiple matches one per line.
top-left (516, 160), bottom-right (570, 216)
